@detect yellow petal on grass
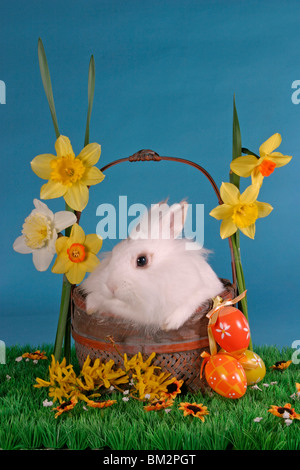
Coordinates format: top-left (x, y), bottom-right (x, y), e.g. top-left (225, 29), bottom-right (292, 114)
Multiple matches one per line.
top-left (31, 154), bottom-right (56, 179)
top-left (259, 133), bottom-right (281, 156)
top-left (81, 166), bottom-right (105, 186)
top-left (230, 155), bottom-right (259, 177)
top-left (40, 180), bottom-right (67, 199)
top-left (55, 135), bottom-right (75, 158)
top-left (64, 182), bottom-right (89, 212)
top-left (220, 217), bottom-right (238, 239)
top-left (84, 233), bottom-right (103, 253)
top-left (77, 143), bottom-right (101, 167)
top-left (220, 182), bottom-right (240, 205)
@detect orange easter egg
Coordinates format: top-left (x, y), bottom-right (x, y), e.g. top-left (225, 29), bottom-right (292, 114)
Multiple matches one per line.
top-left (204, 353), bottom-right (247, 399)
top-left (211, 306), bottom-right (250, 353)
top-left (239, 350), bottom-right (266, 385)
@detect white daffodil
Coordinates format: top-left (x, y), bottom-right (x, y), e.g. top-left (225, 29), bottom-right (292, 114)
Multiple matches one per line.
top-left (13, 199), bottom-right (77, 271)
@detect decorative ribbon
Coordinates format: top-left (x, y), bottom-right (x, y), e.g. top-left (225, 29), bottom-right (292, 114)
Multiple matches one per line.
top-left (206, 291), bottom-right (247, 356)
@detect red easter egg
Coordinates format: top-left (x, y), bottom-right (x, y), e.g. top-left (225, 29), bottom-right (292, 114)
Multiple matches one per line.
top-left (211, 306), bottom-right (250, 353)
top-left (204, 353), bottom-right (247, 399)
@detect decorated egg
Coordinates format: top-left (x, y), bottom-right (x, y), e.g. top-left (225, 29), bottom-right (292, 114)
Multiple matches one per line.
top-left (239, 350), bottom-right (266, 385)
top-left (203, 353), bottom-right (247, 399)
top-left (211, 306), bottom-right (250, 353)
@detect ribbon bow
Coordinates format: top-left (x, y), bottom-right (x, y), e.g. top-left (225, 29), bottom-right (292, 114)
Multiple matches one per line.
top-left (206, 291), bottom-right (247, 356)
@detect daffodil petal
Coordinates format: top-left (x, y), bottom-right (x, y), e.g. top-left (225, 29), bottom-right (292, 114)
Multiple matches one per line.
top-left (209, 204), bottom-right (234, 220)
top-left (77, 143), bottom-right (101, 167)
top-left (220, 218), bottom-right (237, 239)
top-left (13, 236), bottom-right (34, 254)
top-left (40, 180), bottom-right (67, 200)
top-left (31, 154), bottom-right (56, 179)
top-left (220, 182), bottom-right (240, 205)
top-left (53, 211), bottom-right (77, 233)
top-left (84, 234), bottom-right (103, 254)
top-left (230, 155), bottom-right (259, 177)
top-left (259, 133), bottom-right (281, 156)
top-left (69, 223), bottom-right (86, 244)
top-left (81, 166), bottom-right (105, 186)
top-left (239, 224), bottom-right (256, 239)
top-left (55, 236), bottom-right (69, 254)
top-left (240, 184), bottom-right (260, 204)
top-left (52, 252), bottom-right (72, 274)
top-left (83, 252), bottom-right (100, 272)
top-left (55, 135), bottom-right (75, 158)
top-left (251, 169), bottom-right (264, 187)
top-left (32, 247), bottom-right (55, 271)
top-left (66, 263), bottom-right (86, 285)
top-left (64, 182), bottom-right (89, 212)
top-left (32, 199), bottom-right (54, 219)
top-left (256, 201), bottom-right (273, 218)
top-left (268, 153), bottom-right (292, 168)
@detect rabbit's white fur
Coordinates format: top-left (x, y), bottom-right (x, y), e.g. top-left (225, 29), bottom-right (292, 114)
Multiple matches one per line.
top-left (82, 201), bottom-right (224, 330)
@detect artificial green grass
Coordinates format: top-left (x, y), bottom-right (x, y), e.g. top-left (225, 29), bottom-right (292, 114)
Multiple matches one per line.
top-left (0, 344), bottom-right (299, 450)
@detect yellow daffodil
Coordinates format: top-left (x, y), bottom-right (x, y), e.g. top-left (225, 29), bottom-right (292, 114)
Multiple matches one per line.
top-left (230, 133), bottom-right (292, 186)
top-left (209, 182), bottom-right (273, 239)
top-left (51, 223), bottom-right (102, 284)
top-left (31, 135), bottom-right (104, 211)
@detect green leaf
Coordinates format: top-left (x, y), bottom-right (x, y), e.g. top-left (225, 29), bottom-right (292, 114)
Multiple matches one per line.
top-left (37, 38), bottom-right (60, 138)
top-left (230, 95), bottom-right (241, 189)
top-left (84, 55), bottom-right (95, 147)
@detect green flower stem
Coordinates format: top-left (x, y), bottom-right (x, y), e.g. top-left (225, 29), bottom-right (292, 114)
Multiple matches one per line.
top-left (54, 275), bottom-right (72, 361)
top-left (230, 232), bottom-right (253, 351)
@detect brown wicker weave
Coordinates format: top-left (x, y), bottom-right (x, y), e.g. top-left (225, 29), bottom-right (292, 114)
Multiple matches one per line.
top-left (71, 149), bottom-right (237, 393)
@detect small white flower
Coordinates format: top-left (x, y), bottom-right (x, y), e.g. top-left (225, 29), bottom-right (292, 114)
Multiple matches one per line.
top-left (164, 408), bottom-right (172, 414)
top-left (43, 399), bottom-right (53, 407)
top-left (109, 386), bottom-right (115, 391)
top-left (282, 411), bottom-right (291, 419)
top-left (270, 381), bottom-right (278, 385)
top-left (216, 322), bottom-right (231, 339)
top-left (82, 405), bottom-right (88, 411)
top-left (15, 356), bottom-right (23, 362)
top-left (251, 384), bottom-right (262, 391)
top-left (253, 417), bottom-right (263, 422)
top-left (123, 389), bottom-right (129, 395)
top-left (6, 375), bottom-right (11, 381)
top-left (33, 359), bottom-right (38, 364)
top-left (13, 199), bottom-right (77, 272)
top-left (144, 394), bottom-right (151, 400)
top-left (285, 419), bottom-right (293, 427)
top-left (122, 397), bottom-right (129, 402)
top-left (263, 383), bottom-right (270, 387)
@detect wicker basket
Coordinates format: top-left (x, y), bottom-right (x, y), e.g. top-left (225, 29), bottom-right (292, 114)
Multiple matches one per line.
top-left (72, 279), bottom-right (235, 393)
top-left (71, 149), bottom-right (237, 393)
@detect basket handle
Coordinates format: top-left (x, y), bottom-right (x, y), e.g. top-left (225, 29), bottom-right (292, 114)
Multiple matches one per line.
top-left (87, 148), bottom-right (236, 288)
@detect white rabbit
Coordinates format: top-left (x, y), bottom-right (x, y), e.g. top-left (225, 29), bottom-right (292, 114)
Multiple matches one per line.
top-left (81, 200), bottom-right (224, 331)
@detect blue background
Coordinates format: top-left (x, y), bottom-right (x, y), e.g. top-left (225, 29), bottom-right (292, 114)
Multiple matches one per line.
top-left (1, 0), bottom-right (299, 348)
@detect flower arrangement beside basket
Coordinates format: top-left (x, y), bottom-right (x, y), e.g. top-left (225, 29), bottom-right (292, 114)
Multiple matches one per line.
top-left (13, 39), bottom-right (292, 398)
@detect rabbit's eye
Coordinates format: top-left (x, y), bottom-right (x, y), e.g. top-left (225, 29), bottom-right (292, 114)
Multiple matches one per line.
top-left (136, 255), bottom-right (148, 267)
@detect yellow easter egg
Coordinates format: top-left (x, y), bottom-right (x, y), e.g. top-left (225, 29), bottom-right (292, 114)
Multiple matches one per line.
top-left (239, 350), bottom-right (266, 385)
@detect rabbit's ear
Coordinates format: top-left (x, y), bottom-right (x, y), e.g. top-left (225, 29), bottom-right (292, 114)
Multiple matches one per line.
top-left (129, 200), bottom-right (169, 240)
top-left (167, 200), bottom-right (189, 239)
